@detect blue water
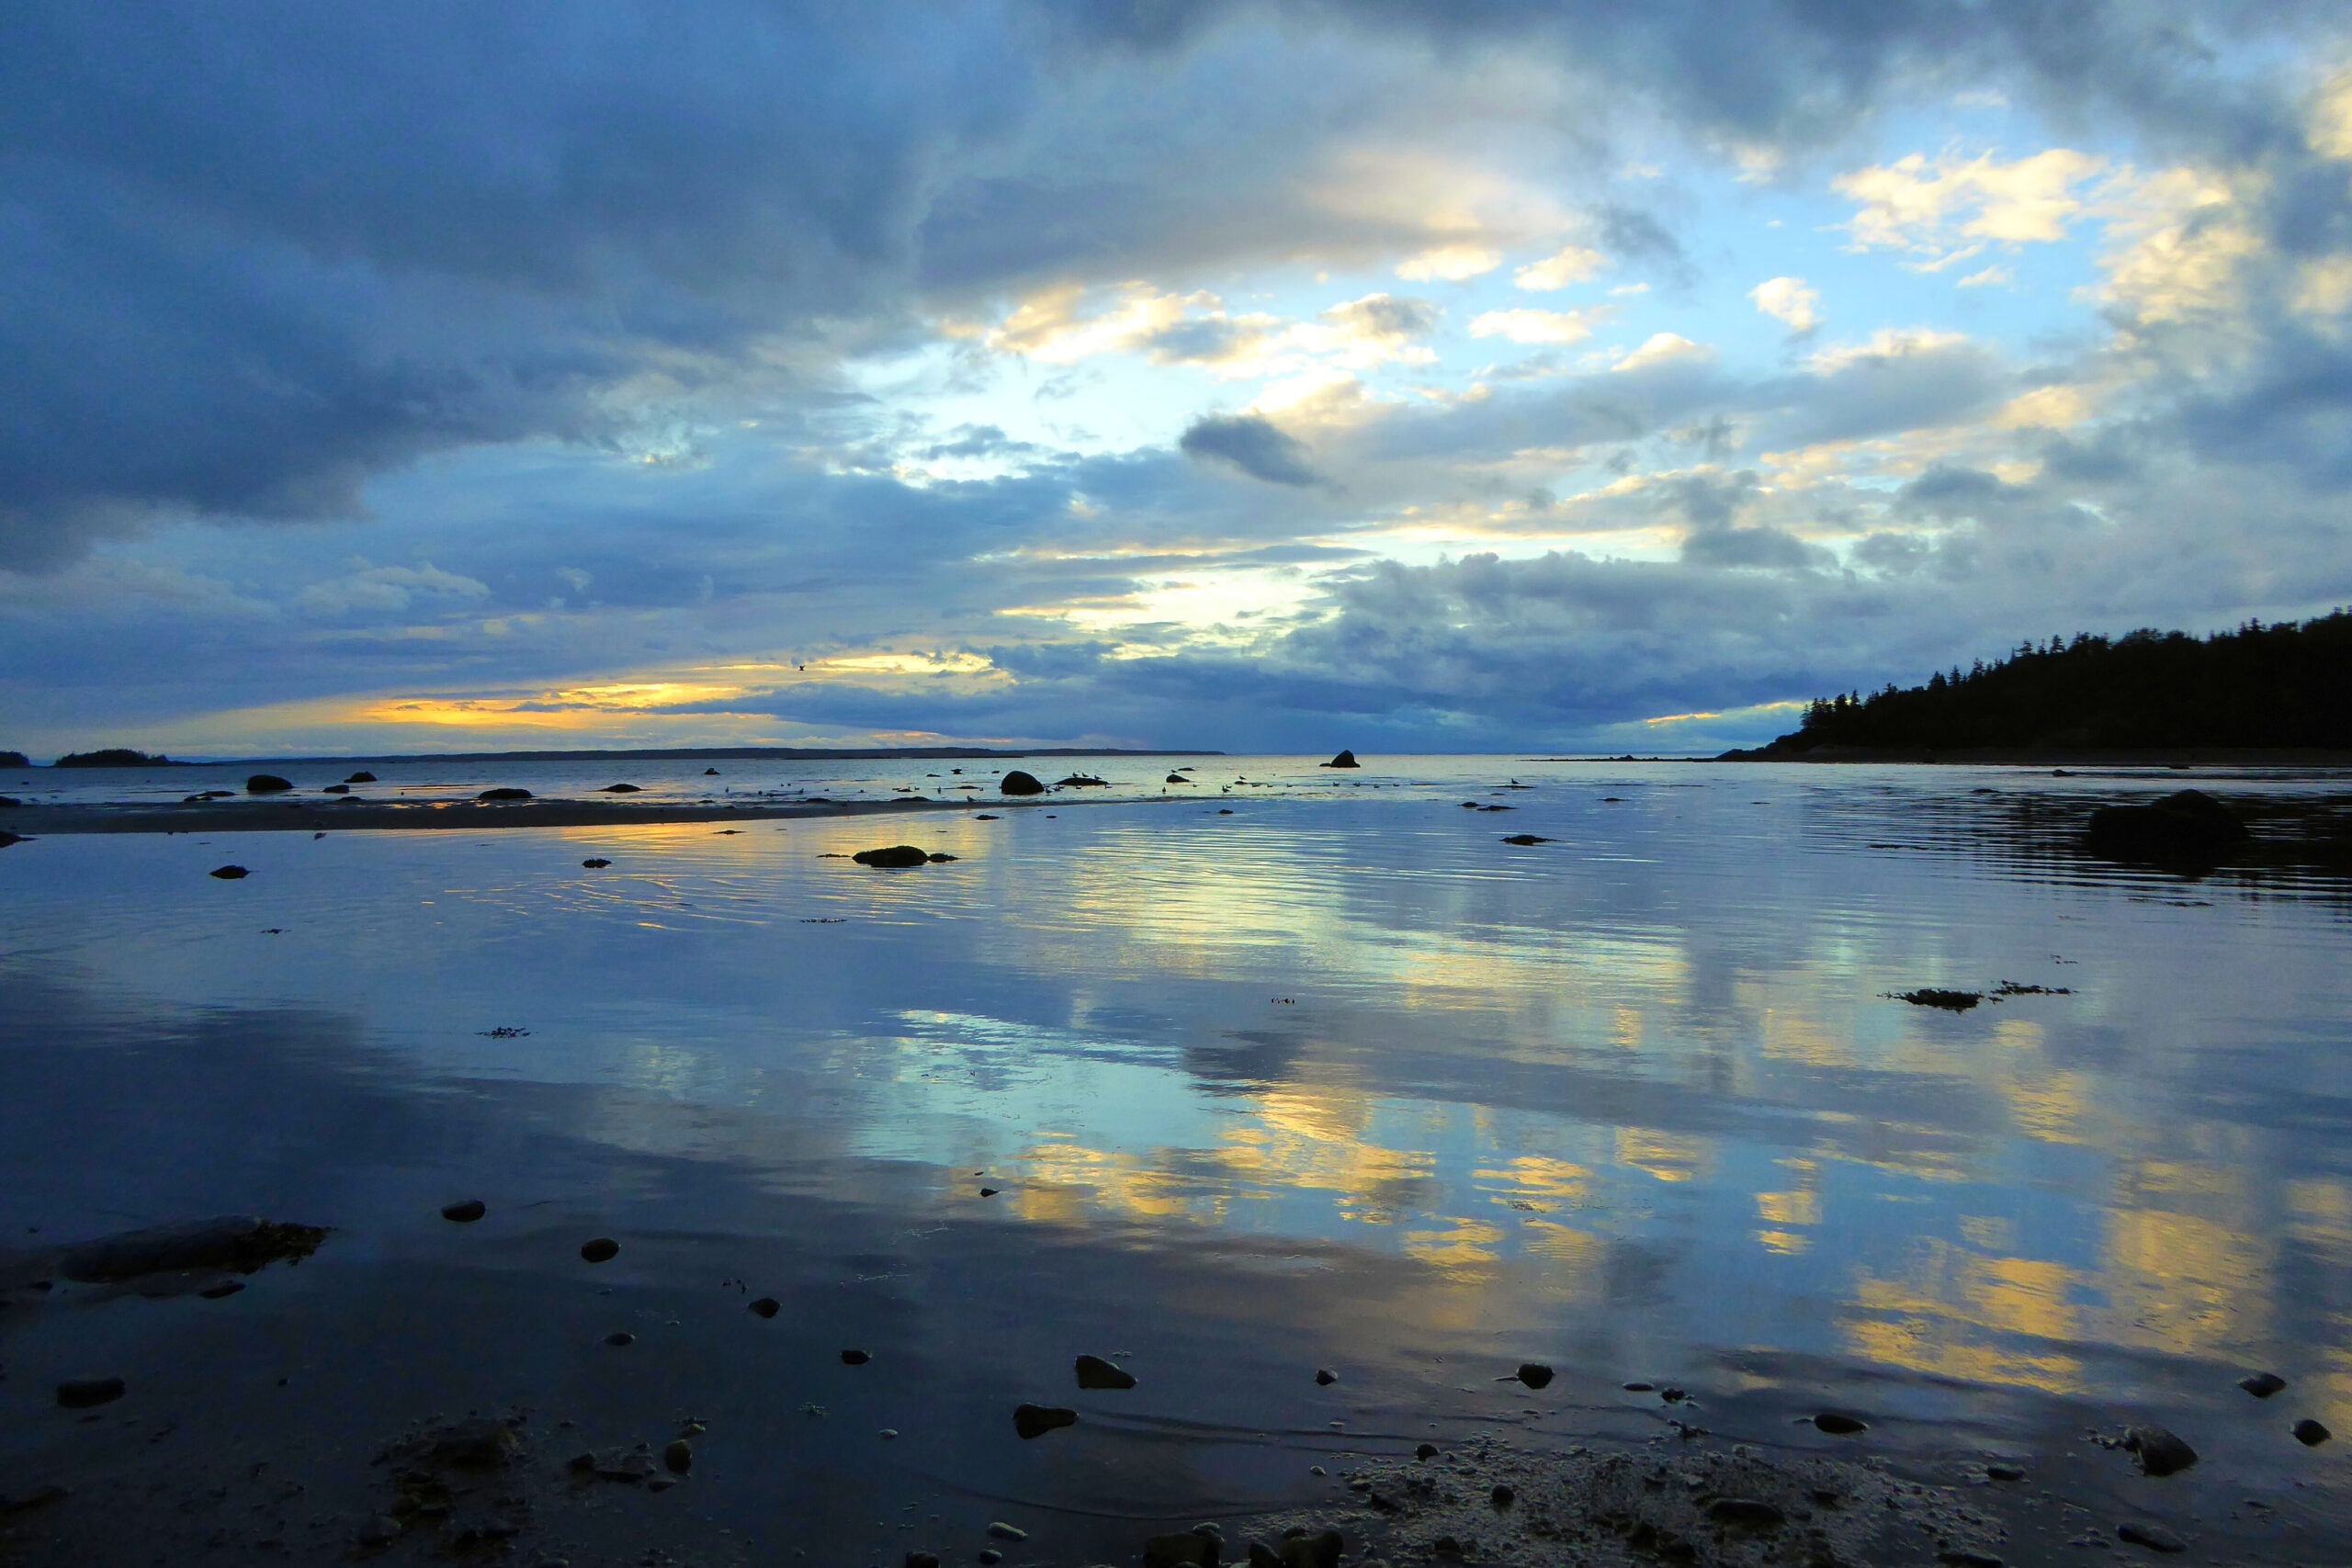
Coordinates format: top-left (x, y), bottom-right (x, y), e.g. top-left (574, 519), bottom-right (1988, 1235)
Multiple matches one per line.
top-left (2, 756), bottom-right (2347, 1561)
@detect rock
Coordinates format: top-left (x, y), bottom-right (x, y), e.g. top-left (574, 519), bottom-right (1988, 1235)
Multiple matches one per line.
top-left (663, 1438), bottom-right (692, 1473)
top-left (841, 1348), bottom-right (870, 1365)
top-left (1984, 1463), bottom-right (2025, 1481)
top-left (58, 1215), bottom-right (328, 1281)
top-left (478, 787), bottom-right (533, 801)
top-left (209, 864), bottom-right (249, 879)
top-left (344, 772), bottom-right (377, 784)
top-left (245, 774), bottom-right (293, 794)
top-left (749, 1296), bottom-right (780, 1318)
top-left (2116, 1521), bottom-right (2185, 1553)
top-left (1705, 1499), bottom-right (1784, 1529)
top-left (2086, 789), bottom-right (2248, 862)
top-left (1516, 1361), bottom-right (1554, 1389)
top-left (2238, 1371), bottom-right (2287, 1398)
top-left (1315, 1368), bottom-right (1337, 1385)
top-left (1075, 1354), bottom-right (1136, 1390)
top-left (1321, 750), bottom-right (1360, 769)
top-left (437, 1198), bottom-right (488, 1224)
top-left (1167, 773), bottom-right (1191, 784)
top-left (1499, 834), bottom-right (1552, 845)
top-left (1279, 1529), bottom-right (1342, 1568)
top-left (1894, 987), bottom-right (1983, 1011)
top-left (1056, 774), bottom-right (1109, 787)
top-left (979, 1187), bottom-right (999, 1196)
top-left (56, 1376), bottom-right (125, 1408)
top-left (1249, 1543), bottom-right (1283, 1568)
top-left (1416, 1444), bottom-right (1439, 1460)
top-left (581, 858), bottom-right (611, 868)
top-left (2123, 1425), bottom-right (2198, 1476)
top-left (927, 852), bottom-right (957, 863)
top-left (1001, 770), bottom-right (1046, 795)
top-left (1490, 1484), bottom-right (1514, 1507)
top-left (600, 784), bottom-right (641, 793)
top-left (975, 813), bottom-right (999, 819)
top-left (322, 784), bottom-right (349, 794)
top-left (853, 844), bottom-right (932, 867)
top-left (605, 1331), bottom-right (635, 1347)
top-left (1814, 1412), bottom-right (1868, 1434)
top-left (905, 1554), bottom-right (939, 1568)
top-left (987, 1522), bottom-right (1028, 1540)
top-left (579, 1237), bottom-right (619, 1263)
top-left (978, 1553), bottom-right (1002, 1566)
top-left (2293, 1417), bottom-right (2330, 1445)
top-left (1012, 1403), bottom-right (1077, 1438)
top-left (1144, 1529), bottom-right (1218, 1568)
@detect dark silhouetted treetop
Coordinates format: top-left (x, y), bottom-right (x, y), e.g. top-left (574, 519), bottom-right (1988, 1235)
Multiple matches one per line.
top-left (53, 747), bottom-right (178, 767)
top-left (1745, 609), bottom-right (2352, 753)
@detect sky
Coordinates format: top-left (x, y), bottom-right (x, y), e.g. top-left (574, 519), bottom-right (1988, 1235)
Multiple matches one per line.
top-left (4, 1), bottom-right (2351, 760)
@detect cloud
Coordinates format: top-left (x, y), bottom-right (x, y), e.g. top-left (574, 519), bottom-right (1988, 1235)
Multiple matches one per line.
top-left (297, 562), bottom-right (490, 618)
top-left (1468, 308), bottom-right (1607, 345)
top-left (1179, 412), bottom-right (1323, 487)
top-left (1749, 276), bottom-right (1823, 333)
top-left (1836, 149), bottom-right (2112, 270)
top-left (1614, 333), bottom-right (1713, 372)
top-left (1396, 243), bottom-right (1503, 281)
top-left (1515, 244), bottom-right (1606, 290)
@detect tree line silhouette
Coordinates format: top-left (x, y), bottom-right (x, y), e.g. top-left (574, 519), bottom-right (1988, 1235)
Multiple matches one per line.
top-left (1753, 608), bottom-right (2352, 753)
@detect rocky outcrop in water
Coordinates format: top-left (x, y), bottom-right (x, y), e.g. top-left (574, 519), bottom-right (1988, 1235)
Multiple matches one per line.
top-left (1001, 771), bottom-right (1046, 795)
top-left (2085, 789), bottom-right (2248, 862)
top-left (1321, 750), bottom-right (1360, 768)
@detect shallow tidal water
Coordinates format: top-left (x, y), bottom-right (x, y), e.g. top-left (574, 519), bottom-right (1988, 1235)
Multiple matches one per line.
top-left (2, 757), bottom-right (2349, 1563)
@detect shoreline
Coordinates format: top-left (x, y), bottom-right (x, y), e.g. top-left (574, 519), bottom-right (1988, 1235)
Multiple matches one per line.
top-left (1712, 745), bottom-right (2352, 765)
top-left (0, 793), bottom-right (1090, 837)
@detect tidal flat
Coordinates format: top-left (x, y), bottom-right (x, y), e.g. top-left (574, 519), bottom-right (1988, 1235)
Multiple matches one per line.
top-left (2, 758), bottom-right (2349, 1565)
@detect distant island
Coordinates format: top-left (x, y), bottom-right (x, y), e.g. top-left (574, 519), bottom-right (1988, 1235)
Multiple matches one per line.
top-left (13, 744), bottom-right (1220, 768)
top-left (1723, 609), bottom-right (2352, 761)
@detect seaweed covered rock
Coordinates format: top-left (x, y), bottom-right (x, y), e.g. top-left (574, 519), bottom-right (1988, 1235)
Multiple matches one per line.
top-left (2086, 789), bottom-right (2247, 862)
top-left (853, 845), bottom-right (932, 867)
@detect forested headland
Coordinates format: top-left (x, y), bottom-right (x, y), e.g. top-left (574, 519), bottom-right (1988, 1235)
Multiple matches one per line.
top-left (1726, 609), bottom-right (2352, 759)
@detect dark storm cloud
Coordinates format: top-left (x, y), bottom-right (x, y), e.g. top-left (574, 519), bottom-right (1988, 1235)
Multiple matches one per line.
top-left (1180, 413), bottom-right (1324, 487)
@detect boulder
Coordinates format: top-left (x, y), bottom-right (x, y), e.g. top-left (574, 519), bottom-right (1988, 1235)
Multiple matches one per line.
top-left (1320, 750), bottom-right (1360, 768)
top-left (343, 771), bottom-right (376, 784)
top-left (1012, 1403), bottom-right (1077, 1438)
top-left (1075, 1354), bottom-right (1136, 1390)
top-left (600, 783), bottom-right (641, 793)
top-left (2123, 1425), bottom-right (2198, 1476)
top-left (1001, 771), bottom-right (1046, 795)
top-left (853, 845), bottom-right (932, 867)
top-left (209, 864), bottom-right (249, 879)
top-left (245, 774), bottom-right (294, 794)
top-left (1166, 773), bottom-right (1191, 784)
top-left (322, 784), bottom-right (349, 795)
top-left (478, 787), bottom-right (533, 801)
top-left (2086, 789), bottom-right (2248, 862)
top-left (1056, 774), bottom-right (1108, 787)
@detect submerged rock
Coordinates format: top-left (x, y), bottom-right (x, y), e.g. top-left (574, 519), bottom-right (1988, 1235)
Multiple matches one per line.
top-left (344, 772), bottom-right (377, 784)
top-left (2239, 1371), bottom-right (2287, 1398)
top-left (245, 774), bottom-right (293, 794)
top-left (1076, 1354), bottom-right (1136, 1389)
top-left (209, 864), bottom-right (249, 879)
top-left (579, 1237), bottom-right (619, 1263)
top-left (1894, 987), bottom-right (1982, 1011)
top-left (57, 1215), bottom-right (328, 1282)
top-left (1001, 770), bottom-right (1046, 795)
top-left (852, 844), bottom-right (931, 867)
top-left (1499, 834), bottom-right (1552, 846)
top-left (440, 1200), bottom-right (486, 1224)
top-left (322, 784), bottom-right (349, 794)
top-left (841, 1348), bottom-right (871, 1365)
top-left (1013, 1403), bottom-right (1077, 1438)
top-left (56, 1376), bottom-right (126, 1408)
top-left (600, 783), bottom-right (641, 793)
top-left (749, 1296), bottom-right (780, 1318)
top-left (1315, 1368), bottom-right (1338, 1385)
top-left (663, 1438), bottom-right (693, 1473)
top-left (477, 787), bottom-right (533, 801)
top-left (1321, 750), bottom-right (1360, 769)
top-left (1813, 1412), bottom-right (1868, 1434)
top-left (2086, 789), bottom-right (2248, 862)
top-left (581, 857), bottom-right (611, 868)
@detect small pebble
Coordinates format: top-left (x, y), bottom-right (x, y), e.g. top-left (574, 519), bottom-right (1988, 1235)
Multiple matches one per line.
top-left (987, 1522), bottom-right (1027, 1541)
top-left (1309, 1465), bottom-right (1326, 1477)
top-left (841, 1348), bottom-right (870, 1365)
top-left (2293, 1418), bottom-right (2330, 1446)
top-left (664, 1439), bottom-right (692, 1473)
top-left (2116, 1521), bottom-right (2184, 1553)
top-left (1012, 1404), bottom-right (1077, 1439)
top-left (1985, 1463), bottom-right (2026, 1481)
top-left (580, 1237), bottom-right (619, 1263)
top-left (582, 859), bottom-right (611, 869)
top-left (441, 1200), bottom-right (487, 1223)
top-left (2238, 1371), bottom-right (2288, 1398)
top-left (979, 1187), bottom-right (1000, 1197)
top-left (1315, 1369), bottom-right (1337, 1385)
top-left (978, 1553), bottom-right (1001, 1565)
top-left (878, 1428), bottom-right (898, 1439)
top-left (1623, 1382), bottom-right (1654, 1392)
top-left (905, 1552), bottom-right (940, 1568)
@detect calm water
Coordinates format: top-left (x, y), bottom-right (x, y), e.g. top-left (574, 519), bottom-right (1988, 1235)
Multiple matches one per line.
top-left (2, 756), bottom-right (2348, 1561)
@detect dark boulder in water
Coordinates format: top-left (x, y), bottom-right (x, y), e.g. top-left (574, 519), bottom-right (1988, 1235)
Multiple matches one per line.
top-left (209, 864), bottom-right (249, 879)
top-left (705, 767), bottom-right (720, 775)
top-left (2239, 1371), bottom-right (2287, 1398)
top-left (56, 1377), bottom-right (125, 1409)
top-left (600, 783), bottom-right (641, 793)
top-left (749, 1296), bottom-right (780, 1318)
top-left (2123, 1425), bottom-right (2198, 1476)
top-left (580, 1237), bottom-right (619, 1263)
top-left (853, 844), bottom-right (931, 867)
top-left (1075, 1354), bottom-right (1136, 1390)
top-left (1516, 1362), bottom-right (1555, 1388)
top-left (245, 774), bottom-right (293, 794)
top-left (1499, 834), bottom-right (1552, 846)
top-left (1321, 750), bottom-right (1360, 768)
top-left (582, 858), bottom-right (611, 868)
top-left (2293, 1418), bottom-right (2331, 1446)
top-left (478, 787), bottom-right (532, 801)
top-left (2086, 789), bottom-right (2247, 862)
top-left (344, 772), bottom-right (377, 784)
top-left (441, 1200), bottom-right (486, 1224)
top-left (1056, 774), bottom-right (1108, 787)
top-left (1001, 771), bottom-right (1046, 795)
top-left (1166, 773), bottom-right (1191, 784)
top-left (1012, 1403), bottom-right (1077, 1438)
top-left (1814, 1412), bottom-right (1868, 1434)
top-left (322, 784), bottom-right (349, 794)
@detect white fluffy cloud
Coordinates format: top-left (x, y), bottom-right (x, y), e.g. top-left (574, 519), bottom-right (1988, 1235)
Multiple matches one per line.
top-left (1749, 276), bottom-right (1823, 333)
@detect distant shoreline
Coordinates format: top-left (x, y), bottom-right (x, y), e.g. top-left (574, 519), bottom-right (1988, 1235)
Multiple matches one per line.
top-left (28, 744), bottom-right (1225, 770)
top-left (1710, 745), bottom-right (2352, 765)
top-left (0, 794), bottom-right (1145, 837)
